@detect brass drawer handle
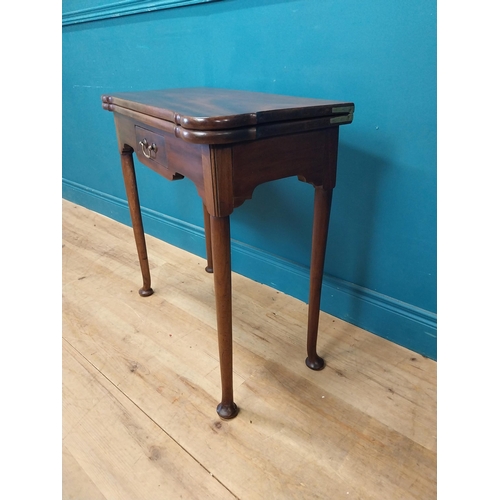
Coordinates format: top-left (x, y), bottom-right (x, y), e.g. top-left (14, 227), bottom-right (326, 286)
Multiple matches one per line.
top-left (139, 139), bottom-right (158, 159)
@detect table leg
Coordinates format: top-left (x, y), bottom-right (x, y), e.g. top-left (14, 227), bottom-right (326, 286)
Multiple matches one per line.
top-left (210, 215), bottom-right (239, 419)
top-left (120, 151), bottom-right (154, 297)
top-left (305, 186), bottom-right (333, 370)
top-left (202, 204), bottom-right (213, 273)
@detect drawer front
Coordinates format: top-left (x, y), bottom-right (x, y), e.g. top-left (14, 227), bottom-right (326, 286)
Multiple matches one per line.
top-left (135, 125), bottom-right (167, 170)
top-left (131, 122), bottom-right (206, 184)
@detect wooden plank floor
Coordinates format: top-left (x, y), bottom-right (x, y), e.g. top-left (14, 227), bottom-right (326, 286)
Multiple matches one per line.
top-left (62, 200), bottom-right (437, 500)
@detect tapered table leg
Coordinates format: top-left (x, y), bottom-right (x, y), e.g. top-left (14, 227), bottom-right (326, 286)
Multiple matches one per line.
top-left (210, 215), bottom-right (238, 419)
top-left (120, 151), bottom-right (154, 297)
top-left (305, 186), bottom-right (333, 370)
top-left (203, 204), bottom-right (213, 273)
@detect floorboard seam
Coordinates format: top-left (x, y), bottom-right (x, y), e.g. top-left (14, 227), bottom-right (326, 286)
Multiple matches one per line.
top-left (62, 337), bottom-right (240, 499)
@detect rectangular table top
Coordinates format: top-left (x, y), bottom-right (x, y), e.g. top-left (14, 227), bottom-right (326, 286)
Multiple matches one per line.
top-left (102, 87), bottom-right (354, 131)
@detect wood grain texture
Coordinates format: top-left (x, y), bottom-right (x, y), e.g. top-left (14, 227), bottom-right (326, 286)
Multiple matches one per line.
top-left (120, 151), bottom-right (154, 297)
top-left (62, 342), bottom-right (234, 500)
top-left (62, 200), bottom-right (436, 499)
top-left (231, 128), bottom-right (338, 206)
top-left (103, 88), bottom-right (353, 145)
top-left (306, 186), bottom-right (334, 370)
top-left (103, 88), bottom-right (354, 130)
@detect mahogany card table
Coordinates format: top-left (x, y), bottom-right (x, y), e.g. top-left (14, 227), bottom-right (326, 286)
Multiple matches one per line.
top-left (101, 87), bottom-right (354, 419)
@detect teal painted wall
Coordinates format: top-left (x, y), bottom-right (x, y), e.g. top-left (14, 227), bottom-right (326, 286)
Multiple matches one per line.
top-left (62, 0), bottom-right (437, 358)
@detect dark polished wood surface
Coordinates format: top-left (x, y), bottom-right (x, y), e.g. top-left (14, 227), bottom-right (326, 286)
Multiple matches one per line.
top-left (102, 87), bottom-right (354, 419)
top-left (102, 87), bottom-right (354, 130)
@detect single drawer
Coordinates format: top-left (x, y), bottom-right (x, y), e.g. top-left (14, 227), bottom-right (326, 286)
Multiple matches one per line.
top-left (135, 125), bottom-right (167, 169)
